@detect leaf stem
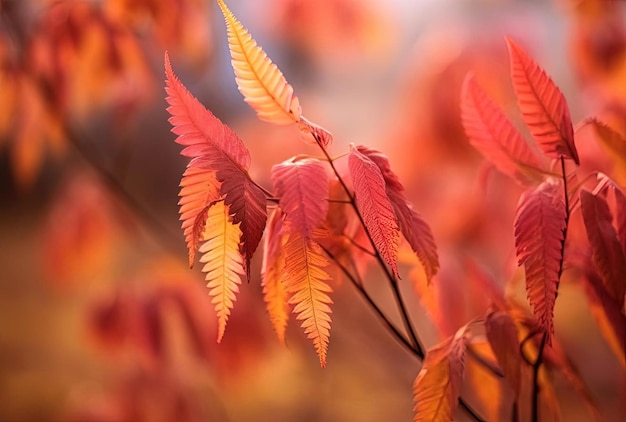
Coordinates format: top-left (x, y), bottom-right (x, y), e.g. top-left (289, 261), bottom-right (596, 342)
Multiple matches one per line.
top-left (532, 332), bottom-right (548, 422)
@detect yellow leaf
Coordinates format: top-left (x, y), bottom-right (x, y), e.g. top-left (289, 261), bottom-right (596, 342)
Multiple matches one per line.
top-left (261, 209), bottom-right (290, 345)
top-left (217, 0), bottom-right (302, 125)
top-left (282, 227), bottom-right (332, 367)
top-left (198, 200), bottom-right (245, 343)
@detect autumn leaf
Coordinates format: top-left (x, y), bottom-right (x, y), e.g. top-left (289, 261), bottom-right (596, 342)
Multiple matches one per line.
top-left (348, 145), bottom-right (400, 277)
top-left (587, 118), bottom-right (626, 169)
top-left (506, 37), bottom-right (579, 164)
top-left (356, 146), bottom-right (439, 282)
top-left (583, 268), bottom-right (626, 368)
top-left (461, 74), bottom-right (546, 185)
top-left (261, 208), bottom-right (289, 344)
top-left (413, 324), bottom-right (469, 422)
top-left (514, 180), bottom-right (567, 345)
top-left (198, 200), bottom-right (245, 343)
top-left (298, 117), bottom-right (334, 147)
top-left (165, 52), bottom-right (267, 270)
top-left (580, 190), bottom-right (626, 309)
top-left (217, 0), bottom-right (301, 125)
top-left (485, 309), bottom-right (523, 395)
top-left (178, 166), bottom-right (221, 267)
top-left (272, 158), bottom-right (329, 240)
top-left (282, 228), bottom-right (333, 367)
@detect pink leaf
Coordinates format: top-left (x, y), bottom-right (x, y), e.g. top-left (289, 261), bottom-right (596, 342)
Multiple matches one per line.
top-left (514, 181), bottom-right (567, 345)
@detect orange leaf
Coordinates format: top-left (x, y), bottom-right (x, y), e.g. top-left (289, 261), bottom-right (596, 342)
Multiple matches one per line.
top-left (178, 166), bottom-right (221, 267)
top-left (514, 181), bottom-right (567, 345)
top-left (348, 144), bottom-right (400, 277)
top-left (588, 118), bottom-right (626, 168)
top-left (217, 0), bottom-right (302, 125)
top-left (485, 309), bottom-right (523, 395)
top-left (282, 227), bottom-right (333, 367)
top-left (507, 38), bottom-right (579, 164)
top-left (198, 200), bottom-right (245, 343)
top-left (261, 209), bottom-right (289, 344)
top-left (461, 74), bottom-right (546, 185)
top-left (413, 324), bottom-right (469, 422)
top-left (272, 158), bottom-right (329, 240)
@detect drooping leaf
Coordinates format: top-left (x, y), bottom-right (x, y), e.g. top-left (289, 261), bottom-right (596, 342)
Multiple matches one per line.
top-left (217, 0), bottom-right (301, 125)
top-left (506, 38), bottom-right (579, 164)
top-left (356, 146), bottom-right (439, 282)
top-left (298, 117), bottom-right (333, 147)
top-left (609, 186), bottom-right (626, 265)
top-left (165, 54), bottom-right (267, 269)
top-left (165, 52), bottom-right (250, 168)
top-left (413, 324), bottom-right (469, 422)
top-left (282, 227), bottom-right (333, 367)
top-left (261, 209), bottom-right (289, 344)
top-left (272, 158), bottom-right (329, 240)
top-left (461, 74), bottom-right (546, 185)
top-left (514, 181), bottom-right (567, 345)
top-left (485, 309), bottom-right (523, 395)
top-left (348, 144), bottom-right (400, 277)
top-left (197, 200), bottom-right (245, 343)
top-left (178, 166), bottom-right (221, 267)
top-left (465, 341), bottom-right (505, 421)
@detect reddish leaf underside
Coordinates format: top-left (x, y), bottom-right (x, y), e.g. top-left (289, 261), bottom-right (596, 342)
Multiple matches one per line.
top-left (356, 146), bottom-right (439, 282)
top-left (282, 227), bottom-right (333, 367)
top-left (506, 38), bottom-right (579, 164)
top-left (348, 145), bottom-right (400, 277)
top-left (272, 158), bottom-right (329, 240)
top-left (514, 181), bottom-right (567, 345)
top-left (413, 325), bottom-right (469, 422)
top-left (461, 74), bottom-right (545, 185)
top-left (261, 208), bottom-right (289, 344)
top-left (580, 190), bottom-right (626, 310)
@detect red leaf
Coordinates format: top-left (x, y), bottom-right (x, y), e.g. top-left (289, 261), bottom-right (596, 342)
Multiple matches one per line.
top-left (413, 324), bottom-right (469, 422)
top-left (164, 52), bottom-right (250, 169)
top-left (298, 117), bottom-right (333, 147)
top-left (165, 53), bottom-right (267, 271)
top-left (461, 74), bottom-right (546, 185)
top-left (611, 187), bottom-right (626, 258)
top-left (272, 158), bottom-right (329, 240)
top-left (506, 38), bottom-right (579, 164)
top-left (514, 181), bottom-right (567, 345)
top-left (348, 145), bottom-right (400, 277)
top-left (178, 166), bottom-right (221, 267)
top-left (356, 146), bottom-right (439, 281)
top-left (580, 190), bottom-right (626, 309)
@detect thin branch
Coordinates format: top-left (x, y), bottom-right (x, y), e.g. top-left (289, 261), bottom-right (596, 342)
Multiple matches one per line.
top-left (342, 235), bottom-right (376, 257)
top-left (467, 344), bottom-right (505, 378)
top-left (532, 332), bottom-right (548, 422)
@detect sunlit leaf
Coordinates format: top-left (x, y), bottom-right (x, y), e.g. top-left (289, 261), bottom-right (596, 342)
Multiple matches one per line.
top-left (217, 0), bottom-right (302, 125)
top-left (507, 38), bottom-right (579, 164)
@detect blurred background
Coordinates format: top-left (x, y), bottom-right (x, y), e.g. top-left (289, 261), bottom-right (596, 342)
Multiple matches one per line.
top-left (0, 0), bottom-right (625, 420)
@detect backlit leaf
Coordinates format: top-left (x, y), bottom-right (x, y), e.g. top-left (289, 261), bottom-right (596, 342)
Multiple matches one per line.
top-left (356, 146), bottom-right (439, 282)
top-left (198, 201), bottom-right (245, 343)
top-left (282, 227), bottom-right (333, 367)
top-left (580, 190), bottom-right (626, 309)
top-left (272, 158), bottom-right (329, 240)
top-left (217, 0), bottom-right (301, 125)
top-left (514, 181), bottom-right (567, 345)
top-left (461, 74), bottom-right (545, 185)
top-left (178, 166), bottom-right (221, 267)
top-left (413, 324), bottom-right (469, 422)
top-left (506, 38), bottom-right (579, 164)
top-left (588, 118), bottom-right (626, 168)
top-left (348, 145), bottom-right (400, 277)
top-left (261, 209), bottom-right (289, 344)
